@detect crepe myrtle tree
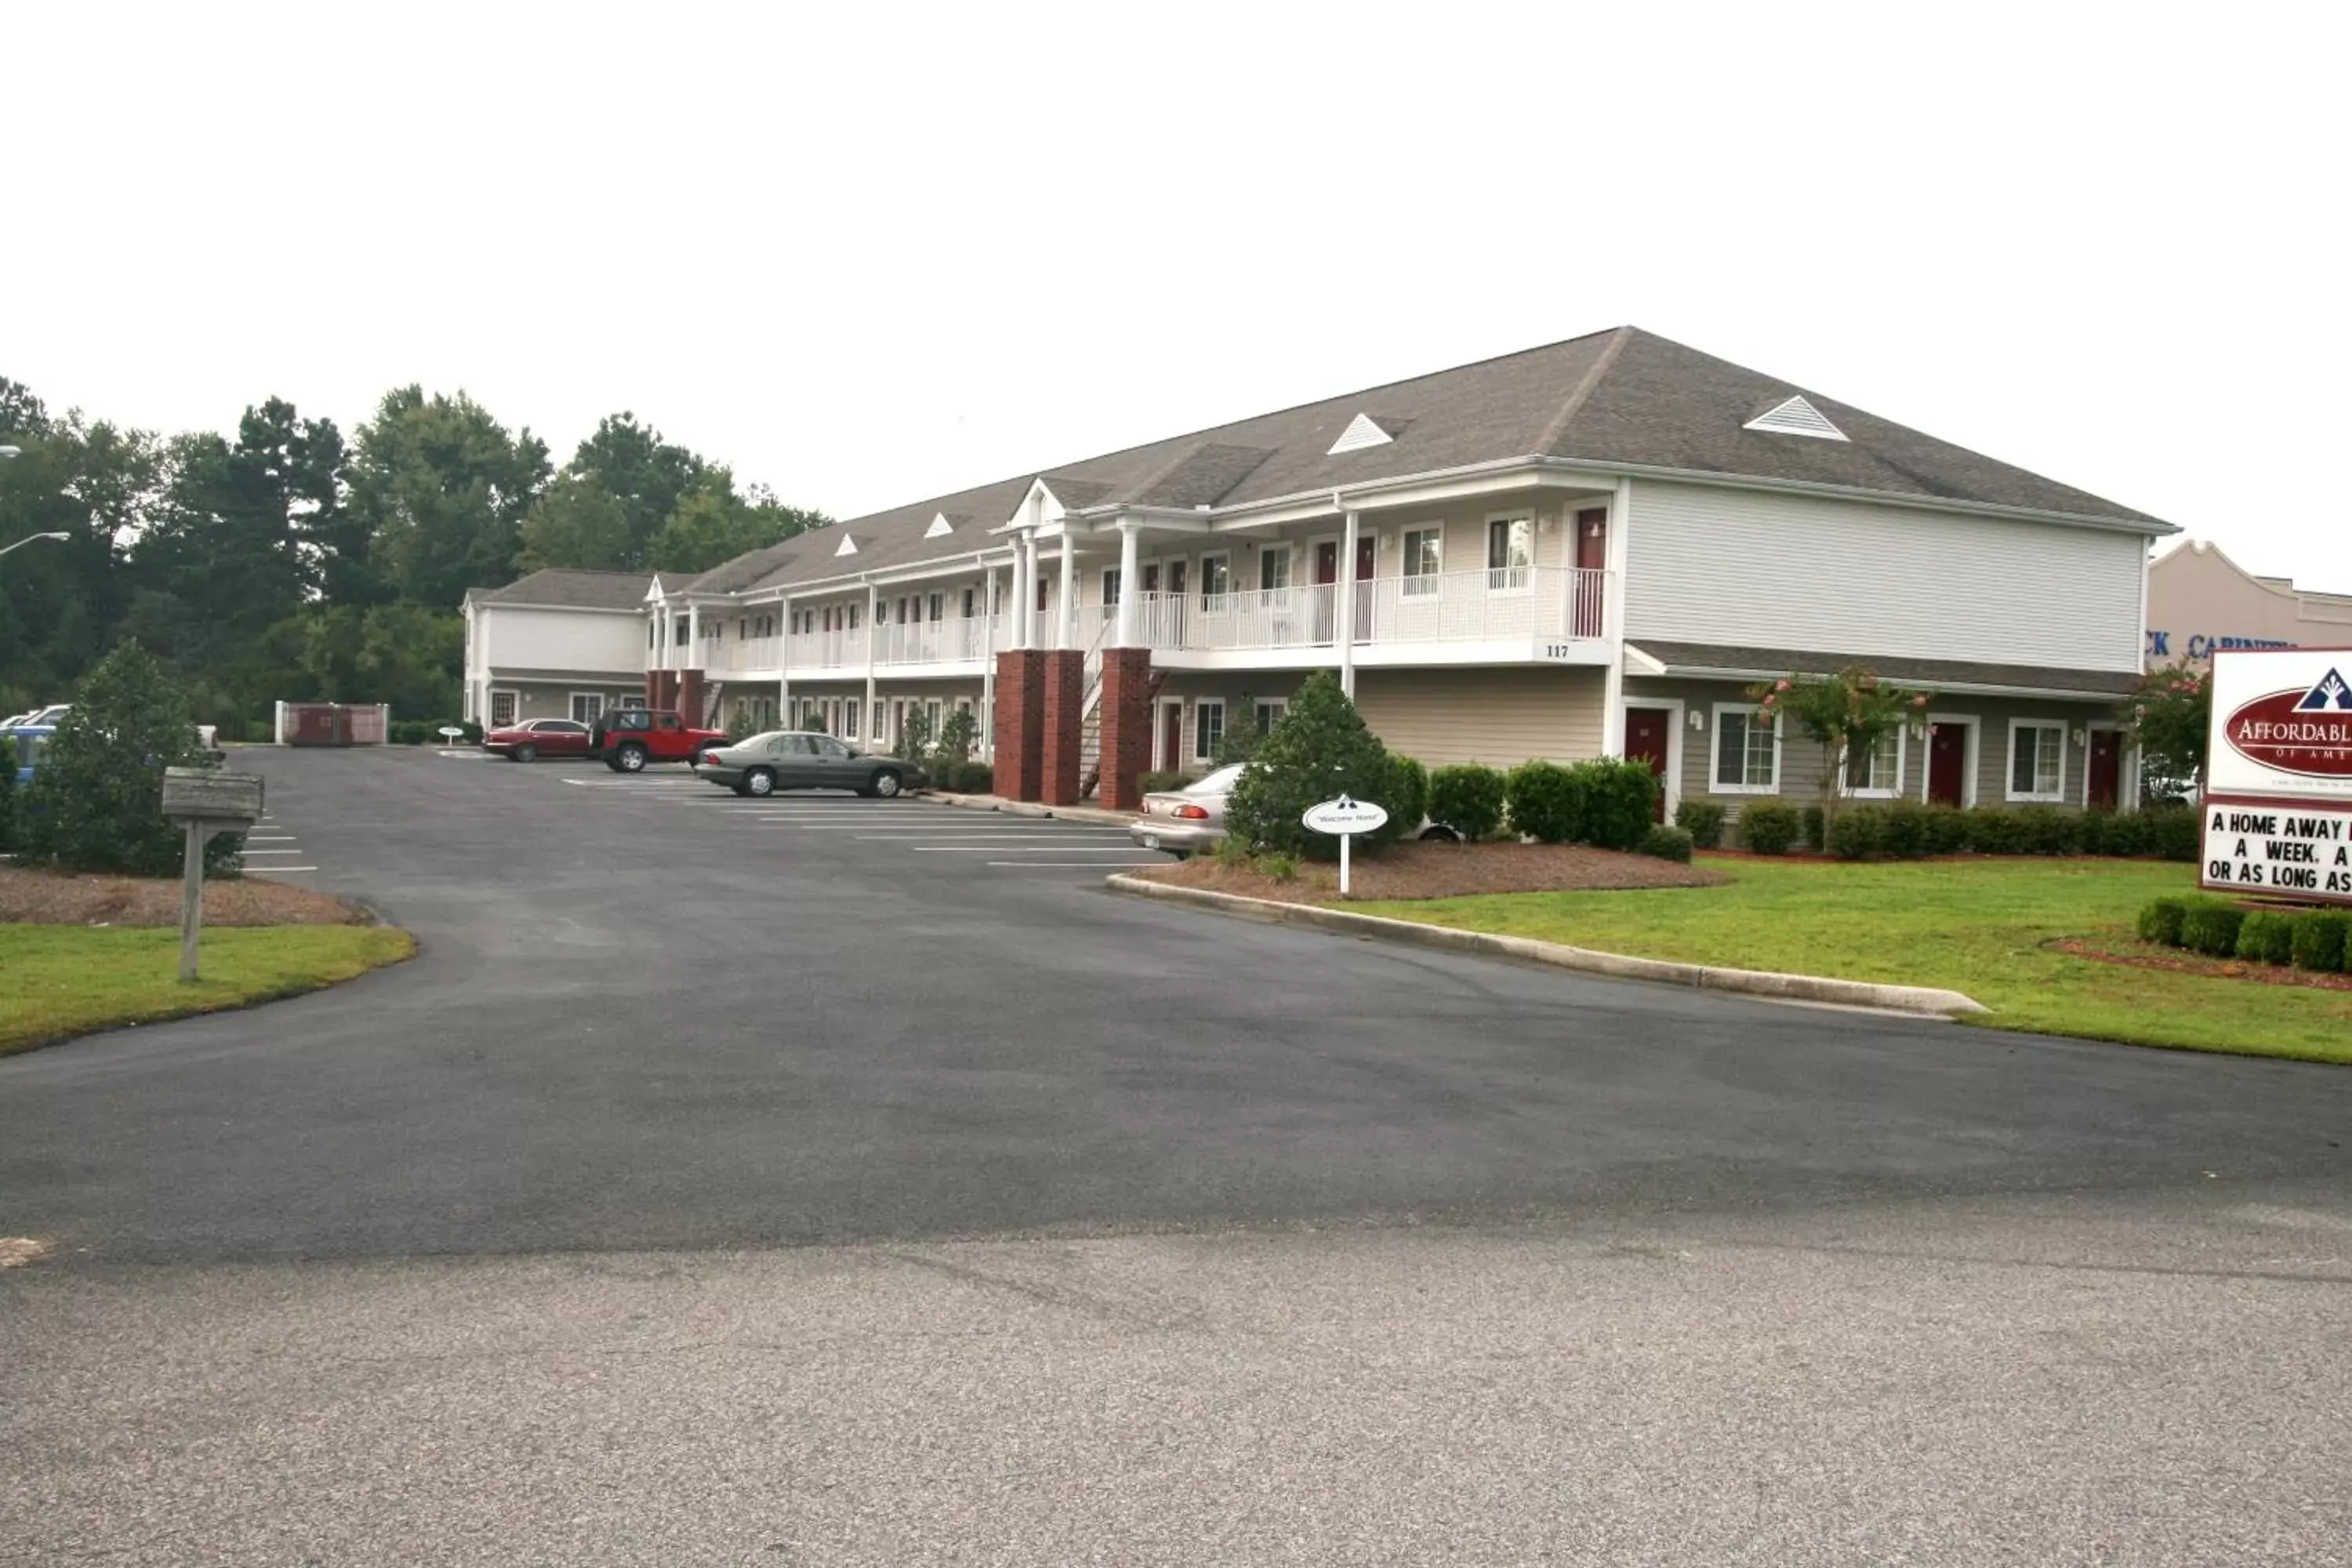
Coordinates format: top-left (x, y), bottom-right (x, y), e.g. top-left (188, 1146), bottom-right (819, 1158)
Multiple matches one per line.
top-left (2124, 662), bottom-right (2208, 803)
top-left (1743, 667), bottom-right (1930, 840)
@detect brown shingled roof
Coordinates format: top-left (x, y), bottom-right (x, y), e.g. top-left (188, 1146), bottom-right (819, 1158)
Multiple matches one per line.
top-left (469, 568), bottom-right (654, 610)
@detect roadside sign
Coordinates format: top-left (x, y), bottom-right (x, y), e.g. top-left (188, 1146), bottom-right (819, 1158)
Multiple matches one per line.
top-left (2199, 648), bottom-right (2352, 906)
top-left (438, 726), bottom-right (466, 743)
top-left (1302, 794), bottom-right (1388, 895)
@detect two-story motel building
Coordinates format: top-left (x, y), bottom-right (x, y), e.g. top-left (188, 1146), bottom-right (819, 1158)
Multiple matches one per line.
top-left (463, 327), bottom-right (2172, 817)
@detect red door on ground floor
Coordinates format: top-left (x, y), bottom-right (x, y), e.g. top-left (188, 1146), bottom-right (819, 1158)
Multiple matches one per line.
top-left (1624, 707), bottom-right (1671, 822)
top-left (2088, 729), bottom-right (2122, 811)
top-left (1927, 722), bottom-right (1969, 807)
top-left (1161, 703), bottom-right (1184, 772)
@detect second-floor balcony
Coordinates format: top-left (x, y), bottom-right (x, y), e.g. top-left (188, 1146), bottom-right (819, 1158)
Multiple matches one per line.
top-left (1134, 566), bottom-right (1608, 666)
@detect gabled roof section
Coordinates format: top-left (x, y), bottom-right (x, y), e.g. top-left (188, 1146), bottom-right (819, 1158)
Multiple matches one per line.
top-left (676, 324), bottom-right (2162, 602)
top-left (833, 533), bottom-right (861, 557)
top-left (468, 568), bottom-right (654, 611)
top-left (685, 539), bottom-right (801, 594)
top-left (924, 512), bottom-right (964, 539)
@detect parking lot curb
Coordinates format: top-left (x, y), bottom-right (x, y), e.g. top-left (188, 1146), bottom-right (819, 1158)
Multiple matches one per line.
top-left (926, 793), bottom-right (1135, 829)
top-left (1103, 874), bottom-right (1990, 1019)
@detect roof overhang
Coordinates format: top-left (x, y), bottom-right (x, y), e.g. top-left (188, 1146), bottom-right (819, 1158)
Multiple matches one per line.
top-left (1627, 644), bottom-right (2140, 702)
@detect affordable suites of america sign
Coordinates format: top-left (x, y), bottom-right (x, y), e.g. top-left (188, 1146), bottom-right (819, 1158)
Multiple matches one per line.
top-left (2200, 648), bottom-right (2352, 905)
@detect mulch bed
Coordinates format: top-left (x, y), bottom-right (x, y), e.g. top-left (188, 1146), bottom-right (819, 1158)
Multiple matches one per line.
top-left (1138, 840), bottom-right (1723, 902)
top-left (0, 866), bottom-right (372, 927)
top-left (2047, 936), bottom-right (2352, 993)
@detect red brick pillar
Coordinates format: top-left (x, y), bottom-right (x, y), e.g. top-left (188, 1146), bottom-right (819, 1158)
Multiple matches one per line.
top-left (642, 674), bottom-right (661, 708)
top-left (993, 649), bottom-right (1044, 801)
top-left (678, 669), bottom-right (706, 727)
top-left (1098, 647), bottom-right (1155, 812)
top-left (1039, 649), bottom-right (1086, 806)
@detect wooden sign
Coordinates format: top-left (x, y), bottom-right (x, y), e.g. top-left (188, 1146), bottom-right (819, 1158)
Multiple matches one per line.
top-left (161, 767), bottom-right (263, 825)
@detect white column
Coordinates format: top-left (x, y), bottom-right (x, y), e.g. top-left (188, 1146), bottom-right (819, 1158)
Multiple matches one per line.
top-left (1338, 508), bottom-right (1359, 700)
top-left (1600, 481), bottom-right (1632, 756)
top-left (687, 602), bottom-right (701, 664)
top-left (777, 597), bottom-right (792, 724)
top-left (982, 562), bottom-right (1000, 760)
top-left (862, 584), bottom-right (878, 744)
top-left (1115, 523), bottom-right (1141, 647)
top-left (1020, 533), bottom-right (1040, 649)
top-left (1056, 529), bottom-right (1076, 651)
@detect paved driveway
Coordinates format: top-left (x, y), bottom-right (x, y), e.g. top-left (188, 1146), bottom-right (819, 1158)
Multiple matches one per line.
top-left (5, 747), bottom-right (2350, 1563)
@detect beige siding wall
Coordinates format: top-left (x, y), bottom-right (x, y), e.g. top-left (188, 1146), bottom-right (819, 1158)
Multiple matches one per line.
top-left (1624, 481), bottom-right (2147, 674)
top-left (2145, 541), bottom-right (2352, 666)
top-left (492, 681), bottom-right (646, 724)
top-left (1354, 667), bottom-right (1606, 768)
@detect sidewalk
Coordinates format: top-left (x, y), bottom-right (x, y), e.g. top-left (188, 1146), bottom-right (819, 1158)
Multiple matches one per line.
top-left (924, 791), bottom-right (1134, 829)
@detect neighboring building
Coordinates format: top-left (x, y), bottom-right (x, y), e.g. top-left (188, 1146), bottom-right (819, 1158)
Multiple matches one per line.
top-left (463, 327), bottom-right (2173, 815)
top-left (461, 569), bottom-right (658, 730)
top-left (2145, 539), bottom-right (2352, 666)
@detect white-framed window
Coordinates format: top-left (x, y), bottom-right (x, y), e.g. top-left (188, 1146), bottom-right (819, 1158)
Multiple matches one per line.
top-left (963, 586), bottom-right (978, 619)
top-left (1259, 544), bottom-right (1292, 593)
top-left (489, 689), bottom-right (520, 728)
top-left (1486, 514), bottom-right (1534, 590)
top-left (1711, 702), bottom-right (1780, 793)
top-left (1193, 699), bottom-right (1225, 760)
top-left (1845, 727), bottom-right (1905, 798)
top-left (570, 692), bottom-right (604, 724)
top-left (1254, 699), bottom-right (1287, 735)
top-left (1401, 527), bottom-right (1443, 593)
top-left (926, 699), bottom-right (942, 731)
top-left (1200, 553), bottom-right (1232, 610)
top-left (2007, 720), bottom-right (2067, 802)
top-left (928, 592), bottom-right (944, 622)
top-left (1101, 568), bottom-right (1121, 608)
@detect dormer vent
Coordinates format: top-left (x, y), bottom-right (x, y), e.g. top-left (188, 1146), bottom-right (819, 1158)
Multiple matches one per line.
top-left (1743, 395), bottom-right (1847, 441)
top-left (924, 514), bottom-right (955, 539)
top-left (833, 535), bottom-right (858, 557)
top-left (1327, 412), bottom-right (1396, 456)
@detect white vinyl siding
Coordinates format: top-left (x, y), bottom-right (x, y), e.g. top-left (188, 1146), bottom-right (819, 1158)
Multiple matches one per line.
top-left (1624, 481), bottom-right (2147, 673)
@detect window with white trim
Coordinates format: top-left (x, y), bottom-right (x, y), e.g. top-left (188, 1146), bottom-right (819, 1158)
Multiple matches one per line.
top-left (2008, 721), bottom-right (2067, 801)
top-left (1486, 515), bottom-right (1533, 590)
top-left (489, 689), bottom-right (519, 728)
top-left (1402, 528), bottom-right (1443, 593)
top-left (570, 692), bottom-right (604, 724)
top-left (1712, 703), bottom-right (1779, 793)
top-left (1259, 545), bottom-right (1292, 593)
top-left (1200, 554), bottom-right (1231, 609)
top-left (1100, 568), bottom-right (1120, 608)
top-left (1254, 699), bottom-right (1287, 735)
top-left (1845, 727), bottom-right (1904, 797)
top-left (1193, 700), bottom-right (1225, 760)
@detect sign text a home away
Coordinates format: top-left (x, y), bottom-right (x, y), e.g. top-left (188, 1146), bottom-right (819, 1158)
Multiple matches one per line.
top-left (2199, 647), bottom-right (2352, 906)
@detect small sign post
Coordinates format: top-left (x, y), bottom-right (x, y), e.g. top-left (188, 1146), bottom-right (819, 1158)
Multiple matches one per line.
top-left (1301, 794), bottom-right (1389, 896)
top-left (437, 725), bottom-right (465, 746)
top-left (160, 768), bottom-right (263, 983)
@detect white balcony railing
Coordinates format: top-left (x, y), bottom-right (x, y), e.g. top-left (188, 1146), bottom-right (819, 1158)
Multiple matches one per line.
top-left (1134, 567), bottom-right (1606, 652)
top-left (875, 615), bottom-right (995, 666)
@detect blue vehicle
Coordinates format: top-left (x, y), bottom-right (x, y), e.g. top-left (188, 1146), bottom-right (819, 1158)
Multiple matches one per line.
top-left (4, 724), bottom-right (53, 787)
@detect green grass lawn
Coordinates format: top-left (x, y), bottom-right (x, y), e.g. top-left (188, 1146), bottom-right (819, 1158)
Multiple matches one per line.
top-left (0, 924), bottom-right (416, 1054)
top-left (1352, 858), bottom-right (2352, 1063)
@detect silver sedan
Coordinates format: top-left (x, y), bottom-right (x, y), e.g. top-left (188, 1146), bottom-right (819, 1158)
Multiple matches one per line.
top-left (1128, 762), bottom-right (1245, 857)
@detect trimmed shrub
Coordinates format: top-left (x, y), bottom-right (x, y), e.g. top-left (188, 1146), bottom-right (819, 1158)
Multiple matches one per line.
top-left (1922, 804), bottom-right (1971, 855)
top-left (1826, 805), bottom-right (1886, 861)
top-left (2234, 909), bottom-right (2297, 967)
top-left (2082, 811), bottom-right (2149, 858)
top-left (2143, 804), bottom-right (2198, 862)
top-left (1225, 670), bottom-right (1396, 859)
top-left (1738, 800), bottom-right (1802, 855)
top-left (1965, 808), bottom-right (2027, 855)
top-left (1801, 806), bottom-right (1825, 852)
top-left (1575, 757), bottom-right (1661, 851)
top-left (1673, 797), bottom-right (1726, 850)
top-left (2291, 912), bottom-right (2350, 973)
top-left (2180, 900), bottom-right (2247, 958)
top-left (1638, 824), bottom-right (1694, 863)
top-left (1384, 755), bottom-right (1429, 841)
top-left (1877, 800), bottom-right (1935, 859)
top-left (2015, 806), bottom-right (2082, 856)
top-left (1504, 760), bottom-right (1580, 844)
top-left (1428, 763), bottom-right (1507, 841)
top-left (931, 760), bottom-right (993, 793)
top-left (2136, 896), bottom-right (2190, 946)
top-left (0, 733), bottom-right (16, 851)
top-left (1139, 770), bottom-right (1189, 796)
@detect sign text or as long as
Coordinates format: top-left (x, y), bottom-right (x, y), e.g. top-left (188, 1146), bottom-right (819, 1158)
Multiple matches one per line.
top-left (2201, 801), bottom-right (2352, 902)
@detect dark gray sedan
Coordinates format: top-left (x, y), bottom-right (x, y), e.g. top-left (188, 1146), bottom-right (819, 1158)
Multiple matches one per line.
top-left (695, 731), bottom-right (928, 799)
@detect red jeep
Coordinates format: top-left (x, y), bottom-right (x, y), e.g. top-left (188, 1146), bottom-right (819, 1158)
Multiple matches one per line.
top-left (588, 708), bottom-right (728, 772)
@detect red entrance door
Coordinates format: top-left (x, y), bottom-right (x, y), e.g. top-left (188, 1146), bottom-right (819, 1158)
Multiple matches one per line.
top-left (2087, 730), bottom-right (2122, 811)
top-left (1927, 722), bottom-right (1969, 807)
top-left (1312, 541), bottom-right (1339, 642)
top-left (1161, 704), bottom-right (1184, 771)
top-left (1573, 507), bottom-right (1608, 637)
top-left (1624, 707), bottom-right (1671, 822)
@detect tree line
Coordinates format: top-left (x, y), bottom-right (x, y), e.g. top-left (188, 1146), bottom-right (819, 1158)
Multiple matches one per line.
top-left (0, 376), bottom-right (827, 733)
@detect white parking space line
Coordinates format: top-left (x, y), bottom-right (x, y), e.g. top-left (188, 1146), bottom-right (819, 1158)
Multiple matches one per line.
top-left (913, 845), bottom-right (1157, 853)
top-left (985, 861), bottom-right (1165, 869)
top-left (249, 866), bottom-right (320, 873)
top-left (245, 836), bottom-right (297, 842)
top-left (241, 850), bottom-right (307, 856)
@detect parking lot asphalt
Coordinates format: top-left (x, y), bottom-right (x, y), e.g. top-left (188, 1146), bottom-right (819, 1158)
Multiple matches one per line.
top-left (5, 745), bottom-right (2350, 1266)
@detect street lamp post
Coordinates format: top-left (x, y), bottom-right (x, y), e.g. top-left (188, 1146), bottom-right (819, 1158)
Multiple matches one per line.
top-left (0, 532), bottom-right (69, 560)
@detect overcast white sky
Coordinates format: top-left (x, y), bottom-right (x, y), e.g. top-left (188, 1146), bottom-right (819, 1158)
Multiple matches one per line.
top-left (6, 3), bottom-right (2346, 583)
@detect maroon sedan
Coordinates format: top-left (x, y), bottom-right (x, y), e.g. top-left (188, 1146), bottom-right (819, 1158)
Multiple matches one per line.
top-left (480, 717), bottom-right (593, 762)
